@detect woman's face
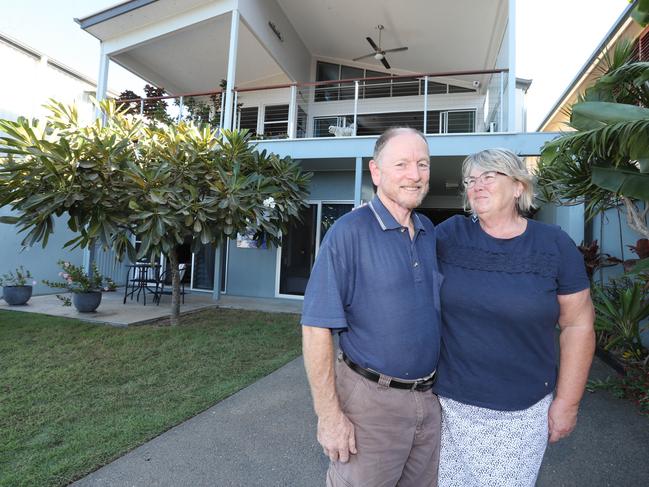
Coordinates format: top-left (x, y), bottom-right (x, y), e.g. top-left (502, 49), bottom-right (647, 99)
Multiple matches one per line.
top-left (466, 165), bottom-right (523, 218)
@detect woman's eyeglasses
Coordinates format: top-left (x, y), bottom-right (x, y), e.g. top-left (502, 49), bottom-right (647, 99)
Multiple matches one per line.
top-left (463, 171), bottom-right (507, 189)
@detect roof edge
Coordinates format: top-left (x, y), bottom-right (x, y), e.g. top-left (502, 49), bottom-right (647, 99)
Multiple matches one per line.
top-left (536, 0), bottom-right (637, 132)
top-left (75, 0), bottom-right (158, 30)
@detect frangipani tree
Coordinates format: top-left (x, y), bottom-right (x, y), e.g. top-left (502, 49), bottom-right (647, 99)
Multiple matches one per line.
top-left (0, 99), bottom-right (311, 324)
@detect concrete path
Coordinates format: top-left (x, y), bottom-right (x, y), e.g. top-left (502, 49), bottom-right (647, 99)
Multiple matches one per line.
top-left (73, 357), bottom-right (649, 487)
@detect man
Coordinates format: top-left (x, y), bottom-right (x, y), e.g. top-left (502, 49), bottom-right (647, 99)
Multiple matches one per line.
top-left (301, 127), bottom-right (443, 486)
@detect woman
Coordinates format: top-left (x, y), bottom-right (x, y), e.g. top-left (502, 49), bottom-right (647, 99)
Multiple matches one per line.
top-left (434, 148), bottom-right (595, 486)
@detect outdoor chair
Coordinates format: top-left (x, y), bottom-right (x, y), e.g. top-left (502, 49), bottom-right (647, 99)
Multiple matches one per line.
top-left (123, 260), bottom-right (160, 305)
top-left (153, 263), bottom-right (189, 305)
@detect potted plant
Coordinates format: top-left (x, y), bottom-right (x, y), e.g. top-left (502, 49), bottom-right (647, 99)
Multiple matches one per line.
top-left (42, 261), bottom-right (111, 312)
top-left (0, 266), bottom-right (36, 305)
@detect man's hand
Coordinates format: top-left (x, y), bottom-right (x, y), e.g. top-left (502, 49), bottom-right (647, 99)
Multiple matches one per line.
top-left (548, 397), bottom-right (578, 443)
top-left (317, 410), bottom-right (357, 462)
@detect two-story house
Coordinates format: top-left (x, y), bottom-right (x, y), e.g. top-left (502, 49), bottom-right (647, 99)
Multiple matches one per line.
top-left (76, 0), bottom-right (555, 302)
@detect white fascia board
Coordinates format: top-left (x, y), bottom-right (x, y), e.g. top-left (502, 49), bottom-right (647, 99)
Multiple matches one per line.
top-left (102, 0), bottom-right (236, 56)
top-left (255, 132), bottom-right (558, 159)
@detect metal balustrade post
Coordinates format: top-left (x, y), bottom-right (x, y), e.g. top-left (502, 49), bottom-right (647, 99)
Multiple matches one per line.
top-left (423, 76), bottom-right (429, 135)
top-left (287, 84), bottom-right (297, 139)
top-left (219, 92), bottom-right (226, 131)
top-left (233, 90), bottom-right (239, 130)
top-left (177, 96), bottom-right (184, 123)
top-left (139, 99), bottom-right (144, 116)
top-left (353, 80), bottom-right (359, 136)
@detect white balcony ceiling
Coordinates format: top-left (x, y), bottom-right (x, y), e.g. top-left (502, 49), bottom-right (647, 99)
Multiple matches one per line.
top-left (276, 0), bottom-right (507, 73)
top-left (79, 0), bottom-right (508, 94)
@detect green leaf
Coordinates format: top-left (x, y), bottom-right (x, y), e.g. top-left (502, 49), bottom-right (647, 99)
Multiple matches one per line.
top-left (591, 165), bottom-right (649, 200)
top-left (632, 0), bottom-right (649, 26)
top-left (628, 257), bottom-right (649, 274)
top-left (572, 101), bottom-right (649, 124)
top-left (0, 215), bottom-right (20, 224)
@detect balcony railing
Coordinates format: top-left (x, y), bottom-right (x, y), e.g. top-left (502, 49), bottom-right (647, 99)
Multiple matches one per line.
top-left (115, 69), bottom-right (508, 139)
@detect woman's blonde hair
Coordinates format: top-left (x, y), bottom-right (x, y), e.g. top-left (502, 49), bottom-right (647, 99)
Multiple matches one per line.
top-left (461, 148), bottom-right (536, 215)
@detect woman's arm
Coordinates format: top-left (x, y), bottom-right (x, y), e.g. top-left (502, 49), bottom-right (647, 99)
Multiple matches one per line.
top-left (548, 288), bottom-right (595, 443)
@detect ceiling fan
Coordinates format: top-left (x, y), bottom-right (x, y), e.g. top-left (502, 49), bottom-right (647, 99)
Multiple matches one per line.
top-left (353, 25), bottom-right (408, 70)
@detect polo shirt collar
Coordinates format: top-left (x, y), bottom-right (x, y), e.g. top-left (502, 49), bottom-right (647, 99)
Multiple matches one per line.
top-left (368, 195), bottom-right (426, 233)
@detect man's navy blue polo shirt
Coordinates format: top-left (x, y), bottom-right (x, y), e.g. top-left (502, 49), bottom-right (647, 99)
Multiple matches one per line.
top-left (301, 195), bottom-right (442, 380)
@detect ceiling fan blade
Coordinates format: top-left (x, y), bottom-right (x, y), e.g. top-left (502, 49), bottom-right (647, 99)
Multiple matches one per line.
top-left (353, 52), bottom-right (377, 61)
top-left (382, 46), bottom-right (408, 54)
top-left (380, 57), bottom-right (391, 70)
top-left (366, 37), bottom-right (379, 51)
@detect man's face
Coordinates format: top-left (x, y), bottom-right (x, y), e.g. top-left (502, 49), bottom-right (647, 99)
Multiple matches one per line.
top-left (369, 133), bottom-right (430, 212)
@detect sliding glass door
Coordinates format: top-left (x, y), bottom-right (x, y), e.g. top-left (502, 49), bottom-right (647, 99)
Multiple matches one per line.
top-left (277, 201), bottom-right (353, 297)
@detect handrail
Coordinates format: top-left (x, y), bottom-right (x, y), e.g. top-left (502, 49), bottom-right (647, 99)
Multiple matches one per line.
top-left (116, 89), bottom-right (223, 104)
top-left (236, 68), bottom-right (508, 93)
top-left (113, 68), bottom-right (508, 101)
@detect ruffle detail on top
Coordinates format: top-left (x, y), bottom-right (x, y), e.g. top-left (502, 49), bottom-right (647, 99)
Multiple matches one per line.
top-left (438, 244), bottom-right (559, 278)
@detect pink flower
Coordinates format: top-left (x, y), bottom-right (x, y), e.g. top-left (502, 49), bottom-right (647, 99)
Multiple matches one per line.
top-left (62, 273), bottom-right (70, 279)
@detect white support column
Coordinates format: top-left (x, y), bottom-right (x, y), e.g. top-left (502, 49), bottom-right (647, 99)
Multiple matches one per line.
top-left (499, 73), bottom-right (505, 132)
top-left (85, 45), bottom-right (110, 271)
top-left (96, 47), bottom-right (109, 101)
top-left (354, 157), bottom-right (363, 207)
top-left (223, 9), bottom-right (240, 131)
top-left (287, 84), bottom-right (297, 138)
top-left (507, 0), bottom-right (517, 132)
top-left (353, 81), bottom-right (359, 136)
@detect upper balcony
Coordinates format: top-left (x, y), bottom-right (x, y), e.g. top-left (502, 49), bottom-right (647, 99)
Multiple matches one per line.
top-left (117, 67), bottom-right (513, 138)
top-left (78, 0), bottom-right (520, 134)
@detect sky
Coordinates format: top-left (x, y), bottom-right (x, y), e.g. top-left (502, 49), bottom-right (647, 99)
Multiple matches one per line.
top-left (0, 0), bottom-right (631, 130)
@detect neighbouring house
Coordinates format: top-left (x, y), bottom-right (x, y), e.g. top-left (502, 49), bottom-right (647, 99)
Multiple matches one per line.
top-left (537, 1), bottom-right (647, 271)
top-left (0, 32), bottom-right (119, 292)
top-left (71, 0), bottom-right (556, 302)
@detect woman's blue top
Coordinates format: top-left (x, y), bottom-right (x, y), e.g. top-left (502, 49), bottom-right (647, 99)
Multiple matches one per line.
top-left (432, 215), bottom-right (589, 411)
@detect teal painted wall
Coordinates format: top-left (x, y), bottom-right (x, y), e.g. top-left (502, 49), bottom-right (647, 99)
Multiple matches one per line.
top-left (225, 170), bottom-right (369, 298)
top-left (225, 238), bottom-right (279, 298)
top-left (535, 203), bottom-right (585, 245)
top-left (0, 209), bottom-right (84, 296)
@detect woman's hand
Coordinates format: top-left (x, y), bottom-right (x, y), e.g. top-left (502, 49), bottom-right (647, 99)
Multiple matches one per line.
top-left (548, 397), bottom-right (579, 443)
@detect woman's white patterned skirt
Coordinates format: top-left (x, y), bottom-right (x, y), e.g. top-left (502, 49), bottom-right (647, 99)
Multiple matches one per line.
top-left (438, 393), bottom-right (553, 487)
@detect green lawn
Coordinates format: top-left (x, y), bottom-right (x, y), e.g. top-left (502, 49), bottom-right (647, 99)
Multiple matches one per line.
top-left (0, 308), bottom-right (302, 487)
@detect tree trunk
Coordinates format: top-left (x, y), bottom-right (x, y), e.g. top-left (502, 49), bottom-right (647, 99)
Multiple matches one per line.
top-left (168, 246), bottom-right (181, 326)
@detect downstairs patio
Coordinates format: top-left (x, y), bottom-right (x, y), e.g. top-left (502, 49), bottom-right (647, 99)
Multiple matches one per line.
top-left (0, 291), bottom-right (303, 326)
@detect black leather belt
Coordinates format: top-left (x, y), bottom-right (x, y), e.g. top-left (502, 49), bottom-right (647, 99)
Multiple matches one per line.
top-left (342, 353), bottom-right (436, 392)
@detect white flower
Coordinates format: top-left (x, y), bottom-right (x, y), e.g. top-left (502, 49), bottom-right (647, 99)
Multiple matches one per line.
top-left (263, 197), bottom-right (276, 209)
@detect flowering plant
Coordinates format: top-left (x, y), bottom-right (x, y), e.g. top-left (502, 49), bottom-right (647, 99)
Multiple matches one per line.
top-left (42, 261), bottom-right (112, 293)
top-left (0, 266), bottom-right (36, 287)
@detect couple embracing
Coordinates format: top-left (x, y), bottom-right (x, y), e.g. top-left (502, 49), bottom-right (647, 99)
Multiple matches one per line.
top-left (301, 128), bottom-right (595, 487)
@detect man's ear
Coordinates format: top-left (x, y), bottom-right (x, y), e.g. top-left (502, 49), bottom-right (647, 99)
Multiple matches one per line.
top-left (369, 159), bottom-right (381, 187)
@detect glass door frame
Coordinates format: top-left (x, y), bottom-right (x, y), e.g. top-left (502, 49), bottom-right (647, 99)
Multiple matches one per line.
top-left (274, 199), bottom-right (354, 300)
top-left (189, 241), bottom-right (229, 293)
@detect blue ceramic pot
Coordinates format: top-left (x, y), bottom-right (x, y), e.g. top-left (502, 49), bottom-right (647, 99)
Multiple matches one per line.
top-left (2, 285), bottom-right (32, 305)
top-left (72, 291), bottom-right (102, 313)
